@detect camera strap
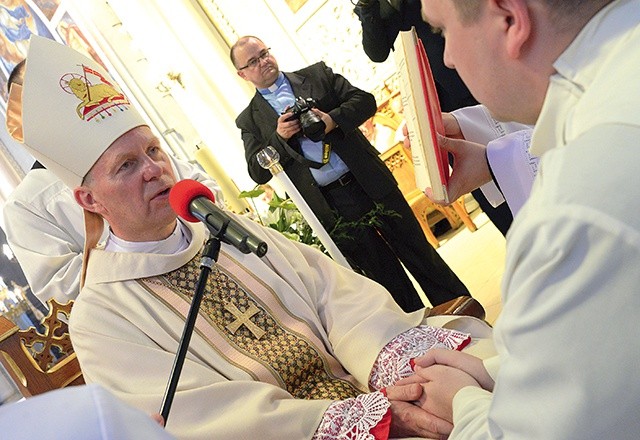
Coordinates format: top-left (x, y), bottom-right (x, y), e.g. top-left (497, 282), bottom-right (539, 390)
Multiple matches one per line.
top-left (283, 140), bottom-right (332, 169)
top-left (321, 142), bottom-right (332, 165)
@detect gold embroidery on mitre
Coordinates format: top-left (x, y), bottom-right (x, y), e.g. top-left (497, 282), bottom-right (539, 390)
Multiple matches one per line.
top-left (60, 65), bottom-right (131, 122)
top-left (155, 252), bottom-right (361, 401)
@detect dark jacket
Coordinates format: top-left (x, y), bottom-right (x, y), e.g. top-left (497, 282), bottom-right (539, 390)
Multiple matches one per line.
top-left (355, 0), bottom-right (477, 112)
top-left (236, 61), bottom-right (397, 229)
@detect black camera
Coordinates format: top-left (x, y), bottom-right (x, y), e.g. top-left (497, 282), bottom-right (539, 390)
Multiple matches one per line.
top-left (283, 97), bottom-right (326, 142)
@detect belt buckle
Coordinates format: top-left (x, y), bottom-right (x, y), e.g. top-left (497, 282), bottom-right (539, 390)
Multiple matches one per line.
top-left (322, 172), bottom-right (351, 192)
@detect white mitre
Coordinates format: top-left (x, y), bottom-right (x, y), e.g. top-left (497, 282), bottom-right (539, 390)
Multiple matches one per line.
top-left (6, 35), bottom-right (147, 188)
top-left (5, 35), bottom-right (148, 285)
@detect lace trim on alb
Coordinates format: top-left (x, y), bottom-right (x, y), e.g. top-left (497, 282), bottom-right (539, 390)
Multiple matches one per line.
top-left (312, 391), bottom-right (390, 440)
top-left (369, 326), bottom-right (471, 390)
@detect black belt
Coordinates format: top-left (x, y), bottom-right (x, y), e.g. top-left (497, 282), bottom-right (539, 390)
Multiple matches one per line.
top-left (321, 172), bottom-right (355, 192)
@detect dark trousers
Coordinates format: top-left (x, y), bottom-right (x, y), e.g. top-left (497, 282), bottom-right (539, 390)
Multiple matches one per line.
top-left (470, 189), bottom-right (513, 236)
top-left (446, 153), bottom-right (513, 236)
top-left (320, 178), bottom-right (470, 312)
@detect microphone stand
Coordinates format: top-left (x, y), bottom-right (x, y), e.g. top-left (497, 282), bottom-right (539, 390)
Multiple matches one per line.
top-left (160, 237), bottom-right (220, 424)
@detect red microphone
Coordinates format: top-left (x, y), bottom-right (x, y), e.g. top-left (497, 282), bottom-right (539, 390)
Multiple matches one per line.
top-left (169, 180), bottom-right (267, 257)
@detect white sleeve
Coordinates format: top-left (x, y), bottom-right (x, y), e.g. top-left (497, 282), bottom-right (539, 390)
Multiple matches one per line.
top-left (0, 384), bottom-right (175, 440)
top-left (2, 171), bottom-right (93, 306)
top-left (485, 130), bottom-right (537, 217)
top-left (3, 156), bottom-right (222, 307)
top-left (451, 212), bottom-right (640, 439)
top-left (451, 105), bottom-right (533, 210)
top-left (451, 105), bottom-right (531, 145)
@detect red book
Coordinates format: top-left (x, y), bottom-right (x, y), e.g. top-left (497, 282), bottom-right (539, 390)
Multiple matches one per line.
top-left (394, 28), bottom-right (449, 202)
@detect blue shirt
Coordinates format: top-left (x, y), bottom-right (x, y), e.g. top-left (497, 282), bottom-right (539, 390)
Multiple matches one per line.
top-left (259, 73), bottom-right (349, 186)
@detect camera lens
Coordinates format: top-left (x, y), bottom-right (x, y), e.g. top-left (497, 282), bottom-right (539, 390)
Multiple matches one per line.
top-left (300, 112), bottom-right (326, 142)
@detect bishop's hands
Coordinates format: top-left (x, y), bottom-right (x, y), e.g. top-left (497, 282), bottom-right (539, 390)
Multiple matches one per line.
top-left (385, 384), bottom-right (453, 439)
top-left (395, 349), bottom-right (494, 424)
top-left (402, 113), bottom-right (493, 204)
top-left (413, 349), bottom-right (495, 391)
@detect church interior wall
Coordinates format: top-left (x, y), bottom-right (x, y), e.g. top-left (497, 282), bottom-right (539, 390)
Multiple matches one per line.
top-left (0, 0), bottom-right (398, 224)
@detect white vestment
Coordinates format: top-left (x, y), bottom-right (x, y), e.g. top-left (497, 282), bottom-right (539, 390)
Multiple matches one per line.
top-left (0, 384), bottom-right (174, 439)
top-left (71, 216), bottom-right (447, 439)
top-left (451, 105), bottom-right (535, 216)
top-left (450, 1), bottom-right (640, 438)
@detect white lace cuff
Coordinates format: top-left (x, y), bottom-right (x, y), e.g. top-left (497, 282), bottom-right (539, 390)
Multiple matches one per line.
top-left (312, 391), bottom-right (390, 440)
top-left (369, 325), bottom-right (471, 390)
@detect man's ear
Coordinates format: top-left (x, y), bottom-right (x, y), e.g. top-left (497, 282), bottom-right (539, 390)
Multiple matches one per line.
top-left (74, 186), bottom-right (101, 214)
top-left (237, 70), bottom-right (247, 81)
top-left (491, 0), bottom-right (532, 59)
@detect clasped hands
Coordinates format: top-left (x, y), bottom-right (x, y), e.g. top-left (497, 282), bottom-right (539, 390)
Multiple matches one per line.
top-left (386, 349), bottom-right (494, 439)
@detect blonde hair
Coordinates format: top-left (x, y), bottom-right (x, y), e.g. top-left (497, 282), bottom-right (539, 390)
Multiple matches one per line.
top-left (450, 0), bottom-right (484, 23)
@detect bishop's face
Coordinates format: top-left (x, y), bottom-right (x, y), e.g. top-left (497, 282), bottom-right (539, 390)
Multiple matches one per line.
top-left (235, 38), bottom-right (280, 89)
top-left (75, 126), bottom-right (178, 242)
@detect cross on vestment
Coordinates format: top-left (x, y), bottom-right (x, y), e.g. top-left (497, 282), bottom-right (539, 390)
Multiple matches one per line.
top-left (224, 302), bottom-right (266, 340)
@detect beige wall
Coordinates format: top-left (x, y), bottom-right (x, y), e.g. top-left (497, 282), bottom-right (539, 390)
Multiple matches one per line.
top-left (0, 0), bottom-right (396, 201)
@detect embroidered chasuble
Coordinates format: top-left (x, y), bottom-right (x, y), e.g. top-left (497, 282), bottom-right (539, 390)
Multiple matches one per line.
top-left (71, 219), bottom-right (439, 439)
top-left (143, 250), bottom-right (363, 401)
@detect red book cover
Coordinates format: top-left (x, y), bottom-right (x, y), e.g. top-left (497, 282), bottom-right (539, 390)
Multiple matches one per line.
top-left (415, 38), bottom-right (449, 186)
top-left (395, 28), bottom-right (449, 202)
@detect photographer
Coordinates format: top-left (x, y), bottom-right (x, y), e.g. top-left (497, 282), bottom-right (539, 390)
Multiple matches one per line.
top-left (233, 36), bottom-right (470, 312)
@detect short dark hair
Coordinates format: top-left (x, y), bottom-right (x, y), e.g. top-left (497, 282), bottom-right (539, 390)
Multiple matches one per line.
top-left (7, 59), bottom-right (26, 94)
top-left (229, 36), bottom-right (264, 69)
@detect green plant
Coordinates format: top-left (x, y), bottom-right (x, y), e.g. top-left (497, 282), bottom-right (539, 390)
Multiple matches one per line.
top-left (239, 187), bottom-right (323, 251)
top-left (239, 186), bottom-right (401, 255)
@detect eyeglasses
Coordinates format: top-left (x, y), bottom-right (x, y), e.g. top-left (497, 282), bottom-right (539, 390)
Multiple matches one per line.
top-left (238, 48), bottom-right (272, 70)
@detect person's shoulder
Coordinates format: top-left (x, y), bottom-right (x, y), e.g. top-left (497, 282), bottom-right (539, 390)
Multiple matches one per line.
top-left (6, 168), bottom-right (70, 205)
top-left (235, 92), bottom-right (262, 125)
top-left (295, 61), bottom-right (328, 76)
top-left (21, 167), bottom-right (63, 186)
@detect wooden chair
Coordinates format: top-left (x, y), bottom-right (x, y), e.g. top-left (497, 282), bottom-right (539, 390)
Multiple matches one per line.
top-left (0, 299), bottom-right (84, 397)
top-left (427, 295), bottom-right (486, 321)
top-left (380, 142), bottom-right (477, 248)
